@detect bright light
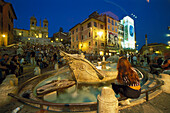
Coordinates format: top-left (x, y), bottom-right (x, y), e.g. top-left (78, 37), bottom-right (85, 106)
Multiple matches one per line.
top-left (2, 34), bottom-right (5, 37)
top-left (100, 51), bottom-right (104, 56)
top-left (155, 51), bottom-right (160, 54)
top-left (168, 41), bottom-right (170, 45)
top-left (19, 33), bottom-right (22, 36)
top-left (56, 38), bottom-right (58, 41)
top-left (28, 38), bottom-right (30, 40)
top-left (166, 46), bottom-right (170, 49)
top-left (166, 34), bottom-right (170, 37)
top-left (61, 39), bottom-right (63, 41)
top-left (51, 41), bottom-right (53, 43)
top-left (98, 32), bottom-right (103, 37)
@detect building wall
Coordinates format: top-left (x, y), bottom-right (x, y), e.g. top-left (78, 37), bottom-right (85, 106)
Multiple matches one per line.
top-left (13, 28), bottom-right (29, 37)
top-left (0, 1), bottom-right (16, 46)
top-left (70, 18), bottom-right (105, 54)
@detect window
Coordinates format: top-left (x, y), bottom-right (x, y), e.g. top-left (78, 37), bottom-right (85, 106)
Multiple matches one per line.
top-left (112, 27), bottom-right (114, 31)
top-left (115, 28), bottom-right (117, 32)
top-left (112, 20), bottom-right (114, 25)
top-left (108, 18), bottom-right (110, 23)
top-left (72, 30), bottom-right (74, 34)
top-left (81, 35), bottom-right (83, 40)
top-left (0, 5), bottom-right (2, 13)
top-left (44, 24), bottom-right (47, 27)
top-left (95, 42), bottom-right (97, 46)
top-left (32, 22), bottom-right (34, 25)
top-left (89, 42), bottom-right (91, 46)
top-left (101, 43), bottom-right (104, 46)
top-left (72, 37), bottom-right (74, 42)
top-left (76, 28), bottom-right (78, 32)
top-left (95, 51), bottom-right (97, 54)
top-left (100, 24), bottom-right (103, 29)
top-left (76, 35), bottom-right (78, 41)
top-left (8, 11), bottom-right (11, 19)
top-left (8, 24), bottom-right (10, 31)
top-left (94, 22), bottom-right (97, 27)
top-left (77, 45), bottom-right (78, 48)
top-left (89, 32), bottom-right (91, 37)
top-left (115, 22), bottom-right (117, 26)
top-left (73, 46), bottom-right (74, 48)
top-left (87, 22), bottom-right (91, 28)
top-left (81, 27), bottom-right (83, 31)
top-left (108, 25), bottom-right (110, 29)
top-left (11, 18), bottom-right (13, 23)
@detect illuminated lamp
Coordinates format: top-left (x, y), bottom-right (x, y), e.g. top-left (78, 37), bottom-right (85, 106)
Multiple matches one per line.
top-left (28, 38), bottom-right (30, 40)
top-left (97, 32), bottom-right (103, 37)
top-left (155, 51), bottom-right (160, 54)
top-left (2, 34), bottom-right (5, 37)
top-left (100, 51), bottom-right (104, 56)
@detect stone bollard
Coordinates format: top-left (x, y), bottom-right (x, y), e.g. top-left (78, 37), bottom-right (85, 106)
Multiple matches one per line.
top-left (97, 87), bottom-right (118, 113)
top-left (54, 63), bottom-right (59, 71)
top-left (34, 67), bottom-right (41, 75)
top-left (0, 74), bottom-right (18, 107)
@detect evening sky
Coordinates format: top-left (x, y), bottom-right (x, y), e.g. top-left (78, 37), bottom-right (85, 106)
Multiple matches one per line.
top-left (6, 0), bottom-right (170, 50)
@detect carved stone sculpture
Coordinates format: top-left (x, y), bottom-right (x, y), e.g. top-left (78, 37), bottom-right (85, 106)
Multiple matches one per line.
top-left (60, 51), bottom-right (117, 83)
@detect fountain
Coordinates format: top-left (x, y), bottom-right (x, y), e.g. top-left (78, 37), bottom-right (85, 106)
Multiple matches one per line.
top-left (8, 51), bottom-right (148, 112)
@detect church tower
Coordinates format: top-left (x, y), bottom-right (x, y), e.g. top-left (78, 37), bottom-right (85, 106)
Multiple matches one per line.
top-left (43, 18), bottom-right (48, 38)
top-left (30, 16), bottom-right (37, 37)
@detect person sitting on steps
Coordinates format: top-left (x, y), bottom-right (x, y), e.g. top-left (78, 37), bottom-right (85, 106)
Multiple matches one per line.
top-left (111, 56), bottom-right (141, 105)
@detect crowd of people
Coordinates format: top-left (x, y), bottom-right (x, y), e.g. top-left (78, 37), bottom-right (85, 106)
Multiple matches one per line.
top-left (0, 42), bottom-right (170, 84)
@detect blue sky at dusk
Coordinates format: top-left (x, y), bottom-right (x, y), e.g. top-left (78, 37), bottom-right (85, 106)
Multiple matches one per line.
top-left (6, 0), bottom-right (170, 50)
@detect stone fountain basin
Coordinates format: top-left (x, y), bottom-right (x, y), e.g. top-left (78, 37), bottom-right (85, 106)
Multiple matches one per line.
top-left (14, 64), bottom-right (148, 112)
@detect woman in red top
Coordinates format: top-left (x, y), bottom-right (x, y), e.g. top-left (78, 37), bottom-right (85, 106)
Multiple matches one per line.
top-left (112, 56), bottom-right (141, 99)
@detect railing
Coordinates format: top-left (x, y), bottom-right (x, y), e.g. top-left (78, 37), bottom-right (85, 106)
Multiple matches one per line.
top-left (141, 79), bottom-right (164, 101)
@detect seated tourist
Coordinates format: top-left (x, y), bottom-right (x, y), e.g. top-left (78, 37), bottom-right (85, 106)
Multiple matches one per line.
top-left (111, 57), bottom-right (141, 105)
top-left (10, 55), bottom-right (23, 77)
top-left (161, 54), bottom-right (170, 74)
top-left (0, 54), bottom-right (12, 75)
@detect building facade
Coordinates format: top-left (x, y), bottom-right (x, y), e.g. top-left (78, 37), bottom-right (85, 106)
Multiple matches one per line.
top-left (69, 11), bottom-right (121, 55)
top-left (52, 31), bottom-right (70, 46)
top-left (0, 0), bottom-right (17, 46)
top-left (139, 43), bottom-right (169, 55)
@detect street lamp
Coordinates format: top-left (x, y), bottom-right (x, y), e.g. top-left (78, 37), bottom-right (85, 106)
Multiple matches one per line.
top-left (2, 34), bottom-right (5, 38)
top-left (168, 41), bottom-right (170, 46)
top-left (97, 32), bottom-right (103, 37)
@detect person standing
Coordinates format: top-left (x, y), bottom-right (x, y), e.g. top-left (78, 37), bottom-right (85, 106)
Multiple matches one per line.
top-left (30, 50), bottom-right (36, 66)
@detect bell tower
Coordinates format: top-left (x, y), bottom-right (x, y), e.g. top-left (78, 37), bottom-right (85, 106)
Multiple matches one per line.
top-left (30, 16), bottom-right (37, 37)
top-left (43, 18), bottom-right (48, 38)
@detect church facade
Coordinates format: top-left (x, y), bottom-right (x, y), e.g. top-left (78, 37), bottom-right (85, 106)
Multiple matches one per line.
top-left (14, 16), bottom-right (48, 39)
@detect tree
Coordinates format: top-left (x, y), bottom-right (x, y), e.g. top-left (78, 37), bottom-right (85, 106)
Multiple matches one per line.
top-left (59, 27), bottom-right (63, 32)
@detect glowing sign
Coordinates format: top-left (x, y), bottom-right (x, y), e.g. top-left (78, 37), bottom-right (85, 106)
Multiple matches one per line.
top-left (121, 16), bottom-right (135, 49)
